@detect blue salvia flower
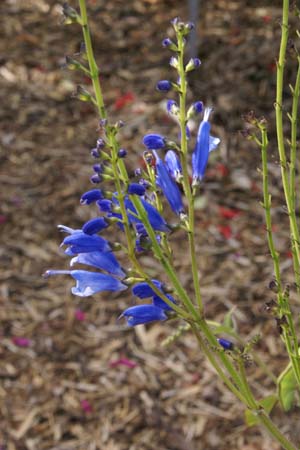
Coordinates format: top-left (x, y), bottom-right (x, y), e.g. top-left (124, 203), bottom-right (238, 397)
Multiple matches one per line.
top-left (128, 183), bottom-right (146, 196)
top-left (132, 279), bottom-right (163, 298)
top-left (82, 217), bottom-right (108, 235)
top-left (125, 197), bottom-right (170, 232)
top-left (44, 270), bottom-right (127, 297)
top-left (97, 199), bottom-right (113, 212)
top-left (152, 293), bottom-right (175, 311)
top-left (192, 107), bottom-right (220, 185)
top-left (120, 304), bottom-right (167, 326)
top-left (143, 134), bottom-right (166, 150)
top-left (70, 251), bottom-right (125, 278)
top-left (62, 232), bottom-right (111, 255)
top-left (80, 189), bottom-right (103, 205)
top-left (165, 150), bottom-right (182, 182)
top-left (154, 151), bottom-right (184, 216)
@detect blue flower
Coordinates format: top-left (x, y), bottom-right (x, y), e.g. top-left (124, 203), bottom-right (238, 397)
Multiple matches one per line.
top-left (125, 197), bottom-right (170, 232)
top-left (154, 151), bottom-right (184, 216)
top-left (165, 150), bottom-right (182, 182)
top-left (80, 189), bottom-right (103, 205)
top-left (152, 293), bottom-right (175, 311)
top-left (44, 270), bottom-right (127, 297)
top-left (62, 232), bottom-right (111, 255)
top-left (120, 304), bottom-right (167, 326)
top-left (97, 199), bottom-right (113, 212)
top-left (192, 108), bottom-right (220, 185)
top-left (128, 183), bottom-right (146, 196)
top-left (82, 217), bottom-right (108, 235)
top-left (70, 251), bottom-right (125, 277)
top-left (132, 279), bottom-right (163, 298)
top-left (156, 80), bottom-right (172, 92)
top-left (143, 134), bottom-right (166, 150)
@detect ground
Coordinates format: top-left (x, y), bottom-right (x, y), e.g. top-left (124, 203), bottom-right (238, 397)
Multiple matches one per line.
top-left (1, 0), bottom-right (300, 449)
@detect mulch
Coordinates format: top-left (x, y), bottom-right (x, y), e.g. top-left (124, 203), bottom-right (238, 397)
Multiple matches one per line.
top-left (1, 0), bottom-right (299, 449)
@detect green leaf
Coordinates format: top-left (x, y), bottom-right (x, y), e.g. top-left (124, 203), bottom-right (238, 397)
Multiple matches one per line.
top-left (278, 364), bottom-right (298, 411)
top-left (245, 395), bottom-right (277, 427)
top-left (222, 308), bottom-right (237, 332)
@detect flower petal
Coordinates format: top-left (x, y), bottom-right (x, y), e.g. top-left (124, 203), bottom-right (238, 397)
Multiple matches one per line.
top-left (70, 251), bottom-right (125, 278)
top-left (120, 304), bottom-right (167, 326)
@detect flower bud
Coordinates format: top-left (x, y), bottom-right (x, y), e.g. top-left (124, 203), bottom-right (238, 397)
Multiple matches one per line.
top-left (169, 57), bottom-right (179, 69)
top-left (156, 80), bottom-right (172, 92)
top-left (185, 58), bottom-right (201, 72)
top-left (118, 148), bottom-right (127, 158)
top-left (187, 101), bottom-right (203, 120)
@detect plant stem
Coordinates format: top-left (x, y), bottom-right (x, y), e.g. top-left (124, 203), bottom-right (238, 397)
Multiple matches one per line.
top-left (177, 32), bottom-right (203, 314)
top-left (78, 0), bottom-right (106, 119)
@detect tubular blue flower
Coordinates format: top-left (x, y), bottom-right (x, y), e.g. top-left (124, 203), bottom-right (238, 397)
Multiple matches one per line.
top-left (154, 151), bottom-right (184, 216)
top-left (80, 189), bottom-right (103, 205)
top-left (192, 107), bottom-right (220, 185)
top-left (62, 232), bottom-right (111, 254)
top-left (120, 304), bottom-right (167, 326)
top-left (44, 270), bottom-right (127, 297)
top-left (125, 197), bottom-right (170, 232)
top-left (128, 183), bottom-right (146, 196)
top-left (156, 80), bottom-right (172, 92)
top-left (152, 293), bottom-right (175, 311)
top-left (132, 279), bottom-right (163, 298)
top-left (82, 217), bottom-right (108, 235)
top-left (70, 251), bottom-right (125, 277)
top-left (165, 150), bottom-right (182, 182)
top-left (143, 134), bottom-right (166, 150)
top-left (97, 199), bottom-right (113, 212)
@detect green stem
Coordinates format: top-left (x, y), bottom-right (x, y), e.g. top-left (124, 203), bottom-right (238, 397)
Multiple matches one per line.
top-left (177, 33), bottom-right (203, 313)
top-left (78, 0), bottom-right (106, 119)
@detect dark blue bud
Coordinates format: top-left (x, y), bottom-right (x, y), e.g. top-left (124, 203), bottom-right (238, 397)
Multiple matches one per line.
top-left (90, 174), bottom-right (102, 184)
top-left (128, 183), bottom-right (146, 196)
top-left (193, 101), bottom-right (203, 114)
top-left (156, 80), bottom-right (172, 92)
top-left (217, 338), bottom-right (234, 350)
top-left (91, 148), bottom-right (100, 158)
top-left (118, 148), bottom-right (127, 158)
top-left (93, 164), bottom-right (102, 173)
top-left (80, 189), bottom-right (103, 205)
top-left (135, 168), bottom-right (142, 176)
top-left (96, 138), bottom-right (105, 150)
top-left (97, 199), bottom-right (113, 212)
top-left (143, 134), bottom-right (166, 150)
top-left (162, 38), bottom-right (173, 48)
top-left (82, 217), bottom-right (108, 235)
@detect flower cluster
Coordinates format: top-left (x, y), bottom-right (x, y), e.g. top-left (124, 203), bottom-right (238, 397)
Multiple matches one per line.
top-left (46, 16), bottom-right (220, 328)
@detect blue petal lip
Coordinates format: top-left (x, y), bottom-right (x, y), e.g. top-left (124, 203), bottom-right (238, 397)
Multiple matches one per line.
top-left (80, 189), bottom-right (103, 205)
top-left (45, 270), bottom-right (127, 297)
top-left (62, 232), bottom-right (111, 253)
top-left (70, 251), bottom-right (125, 278)
top-left (120, 304), bottom-right (167, 326)
top-left (125, 197), bottom-right (170, 233)
top-left (82, 217), bottom-right (108, 235)
top-left (132, 279), bottom-right (163, 298)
